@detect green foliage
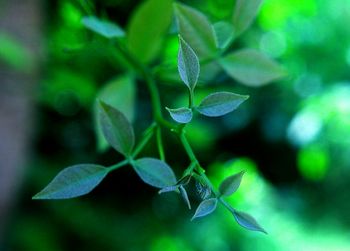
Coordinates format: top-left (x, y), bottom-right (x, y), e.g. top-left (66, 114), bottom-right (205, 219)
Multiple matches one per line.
top-left (191, 198), bottom-right (218, 220)
top-left (212, 21), bottom-right (235, 49)
top-left (33, 164), bottom-right (108, 199)
top-left (34, 0), bottom-right (287, 235)
top-left (127, 0), bottom-right (173, 63)
top-left (232, 210), bottom-right (267, 233)
top-left (219, 171), bottom-right (245, 196)
top-left (174, 3), bottom-right (217, 58)
top-left (99, 101), bottom-right (135, 157)
top-left (178, 35), bottom-right (200, 91)
top-left (82, 16), bottom-right (125, 38)
top-left (94, 75), bottom-right (136, 151)
top-left (132, 158), bottom-right (177, 188)
top-left (166, 107), bottom-right (193, 124)
top-left (219, 49), bottom-right (286, 87)
top-left (233, 0), bottom-right (263, 36)
top-left (197, 92), bottom-right (249, 117)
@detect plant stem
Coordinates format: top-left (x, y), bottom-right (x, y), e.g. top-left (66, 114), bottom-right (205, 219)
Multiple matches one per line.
top-left (132, 123), bottom-right (157, 158)
top-left (156, 126), bottom-right (165, 161)
top-left (108, 159), bottom-right (129, 172)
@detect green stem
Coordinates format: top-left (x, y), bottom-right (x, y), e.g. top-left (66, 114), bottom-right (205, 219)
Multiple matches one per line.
top-left (108, 159), bottom-right (129, 172)
top-left (156, 126), bottom-right (165, 161)
top-left (132, 123), bottom-right (157, 158)
top-left (180, 132), bottom-right (197, 163)
top-left (189, 89), bottom-right (194, 108)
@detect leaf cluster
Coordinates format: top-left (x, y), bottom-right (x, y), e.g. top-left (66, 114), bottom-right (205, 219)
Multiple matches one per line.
top-left (33, 0), bottom-right (286, 235)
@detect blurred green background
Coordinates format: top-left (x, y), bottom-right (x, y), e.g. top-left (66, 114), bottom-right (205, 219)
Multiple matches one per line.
top-left (1, 0), bottom-right (350, 250)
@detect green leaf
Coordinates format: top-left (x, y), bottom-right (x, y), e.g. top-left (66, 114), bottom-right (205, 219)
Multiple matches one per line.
top-left (179, 185), bottom-right (191, 209)
top-left (219, 171), bottom-right (245, 196)
top-left (197, 91), bottom-right (249, 117)
top-left (127, 0), bottom-right (173, 64)
top-left (213, 21), bottom-right (235, 49)
top-left (174, 3), bottom-right (217, 58)
top-left (133, 158), bottom-right (177, 188)
top-left (159, 185), bottom-right (179, 194)
top-left (232, 210), bottom-right (267, 234)
top-left (82, 16), bottom-right (124, 38)
top-left (178, 36), bottom-right (200, 91)
top-left (219, 49), bottom-right (287, 87)
top-left (95, 75), bottom-right (136, 152)
top-left (166, 107), bottom-right (193, 124)
top-left (33, 164), bottom-right (108, 199)
top-left (191, 198), bottom-right (218, 220)
top-left (99, 101), bottom-right (135, 156)
top-left (232, 0), bottom-right (263, 36)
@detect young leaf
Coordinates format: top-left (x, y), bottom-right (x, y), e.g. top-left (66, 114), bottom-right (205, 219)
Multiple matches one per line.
top-left (232, 0), bottom-right (263, 36)
top-left (232, 210), bottom-right (267, 234)
top-left (174, 3), bottom-right (217, 58)
top-left (179, 186), bottom-right (191, 209)
top-left (166, 107), bottom-right (193, 124)
top-left (99, 101), bottom-right (135, 156)
top-left (33, 164), bottom-right (108, 200)
top-left (127, 0), bottom-right (173, 64)
top-left (82, 16), bottom-right (124, 38)
top-left (95, 75), bottom-right (136, 152)
top-left (213, 21), bottom-right (235, 49)
top-left (219, 49), bottom-right (287, 87)
top-left (219, 171), bottom-right (245, 196)
top-left (159, 185), bottom-right (179, 194)
top-left (133, 158), bottom-right (177, 188)
top-left (197, 91), bottom-right (249, 117)
top-left (191, 198), bottom-right (218, 220)
top-left (178, 36), bottom-right (200, 91)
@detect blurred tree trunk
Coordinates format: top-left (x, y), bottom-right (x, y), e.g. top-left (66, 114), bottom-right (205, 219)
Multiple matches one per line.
top-left (0, 0), bottom-right (42, 241)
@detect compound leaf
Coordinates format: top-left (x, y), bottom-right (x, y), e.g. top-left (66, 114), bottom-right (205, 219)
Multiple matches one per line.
top-left (219, 49), bottom-right (286, 87)
top-left (191, 198), bottom-right (218, 220)
top-left (178, 36), bottom-right (200, 91)
top-left (166, 107), bottom-right (193, 124)
top-left (219, 171), bottom-right (245, 196)
top-left (197, 91), bottom-right (249, 117)
top-left (82, 16), bottom-right (124, 38)
top-left (133, 158), bottom-right (177, 188)
top-left (99, 101), bottom-right (135, 156)
top-left (33, 164), bottom-right (108, 199)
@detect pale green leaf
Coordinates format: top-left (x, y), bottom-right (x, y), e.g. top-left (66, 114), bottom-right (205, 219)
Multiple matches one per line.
top-left (166, 107), bottom-right (193, 124)
top-left (127, 0), bottom-right (173, 63)
top-left (191, 198), bottom-right (218, 220)
top-left (213, 21), bottom-right (235, 49)
top-left (219, 49), bottom-right (287, 87)
top-left (82, 16), bottom-right (124, 38)
top-left (158, 185), bottom-right (179, 194)
top-left (174, 3), bottom-right (217, 58)
top-left (99, 101), bottom-right (135, 156)
top-left (197, 91), bottom-right (249, 117)
top-left (178, 36), bottom-right (200, 90)
top-left (95, 75), bottom-right (136, 151)
top-left (133, 158), bottom-right (177, 188)
top-left (179, 185), bottom-right (191, 209)
top-left (219, 171), bottom-right (245, 196)
top-left (33, 164), bottom-right (107, 199)
top-left (232, 210), bottom-right (267, 234)
top-left (232, 0), bottom-right (263, 36)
